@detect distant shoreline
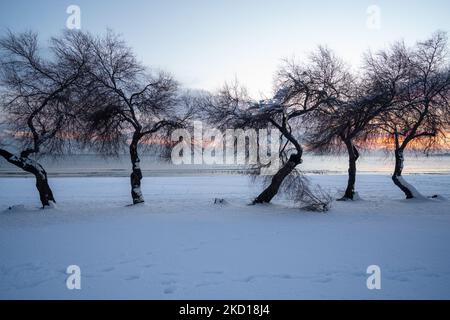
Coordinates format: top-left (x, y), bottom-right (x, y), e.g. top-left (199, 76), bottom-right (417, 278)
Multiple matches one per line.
top-left (1, 170), bottom-right (450, 178)
top-left (1, 154), bottom-right (449, 177)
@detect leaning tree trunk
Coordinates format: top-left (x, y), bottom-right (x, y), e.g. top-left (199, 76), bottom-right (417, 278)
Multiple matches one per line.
top-left (253, 153), bottom-right (302, 204)
top-left (129, 134), bottom-right (144, 204)
top-left (0, 149), bottom-right (55, 208)
top-left (392, 147), bottom-right (414, 199)
top-left (34, 168), bottom-right (54, 207)
top-left (340, 141), bottom-right (359, 200)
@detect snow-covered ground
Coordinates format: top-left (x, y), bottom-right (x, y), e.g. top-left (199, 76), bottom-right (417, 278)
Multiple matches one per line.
top-left (1, 174), bottom-right (450, 299)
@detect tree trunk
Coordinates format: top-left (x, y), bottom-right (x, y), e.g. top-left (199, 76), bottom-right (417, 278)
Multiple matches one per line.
top-left (340, 142), bottom-right (359, 200)
top-left (0, 149), bottom-right (55, 208)
top-left (392, 147), bottom-right (414, 199)
top-left (35, 169), bottom-right (55, 207)
top-left (253, 153), bottom-right (302, 204)
top-left (129, 134), bottom-right (144, 204)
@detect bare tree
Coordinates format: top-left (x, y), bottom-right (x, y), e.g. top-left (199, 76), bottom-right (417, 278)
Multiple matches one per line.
top-left (370, 32), bottom-right (450, 198)
top-left (0, 30), bottom-right (89, 208)
top-left (202, 47), bottom-right (347, 204)
top-left (77, 31), bottom-right (192, 205)
top-left (281, 173), bottom-right (333, 211)
top-left (306, 67), bottom-right (401, 200)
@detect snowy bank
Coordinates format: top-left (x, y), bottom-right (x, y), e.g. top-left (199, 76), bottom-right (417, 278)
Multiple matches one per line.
top-left (0, 175), bottom-right (449, 299)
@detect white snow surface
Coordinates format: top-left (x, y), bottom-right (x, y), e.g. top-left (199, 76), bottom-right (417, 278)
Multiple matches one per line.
top-left (0, 174), bottom-right (450, 299)
top-left (396, 176), bottom-right (427, 199)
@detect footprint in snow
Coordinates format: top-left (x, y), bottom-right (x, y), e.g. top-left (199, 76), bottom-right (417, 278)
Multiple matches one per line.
top-left (161, 272), bottom-right (178, 276)
top-left (102, 267), bottom-right (115, 272)
top-left (163, 286), bottom-right (177, 294)
top-left (161, 279), bottom-right (177, 285)
top-left (203, 271), bottom-right (224, 275)
top-left (314, 277), bottom-right (333, 283)
top-left (196, 281), bottom-right (222, 287)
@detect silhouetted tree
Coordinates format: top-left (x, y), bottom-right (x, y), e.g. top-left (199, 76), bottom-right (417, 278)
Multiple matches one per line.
top-left (77, 31), bottom-right (192, 205)
top-left (203, 47), bottom-right (346, 205)
top-left (306, 55), bottom-right (402, 200)
top-left (370, 32), bottom-right (450, 198)
top-left (0, 30), bottom-right (89, 207)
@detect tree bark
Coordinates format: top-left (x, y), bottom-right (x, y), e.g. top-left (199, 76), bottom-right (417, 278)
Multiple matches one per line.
top-left (0, 149), bottom-right (55, 208)
top-left (129, 133), bottom-right (144, 204)
top-left (391, 129), bottom-right (415, 199)
top-left (392, 147), bottom-right (414, 199)
top-left (340, 141), bottom-right (359, 200)
top-left (253, 153), bottom-right (302, 204)
top-left (35, 170), bottom-right (55, 207)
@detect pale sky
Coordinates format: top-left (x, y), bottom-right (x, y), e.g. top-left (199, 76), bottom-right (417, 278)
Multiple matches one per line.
top-left (1, 0), bottom-right (450, 98)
